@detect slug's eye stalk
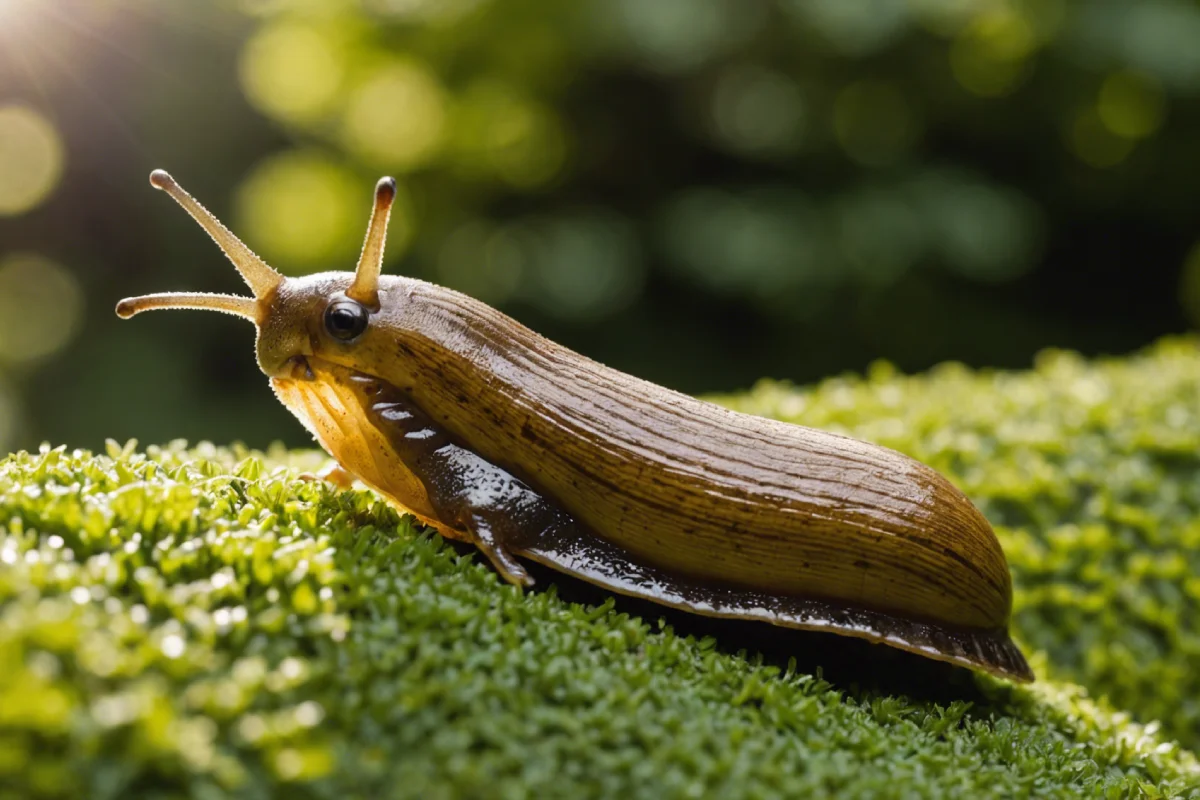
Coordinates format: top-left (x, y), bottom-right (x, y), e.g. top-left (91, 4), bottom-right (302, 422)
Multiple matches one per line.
top-left (346, 177), bottom-right (396, 309)
top-left (324, 298), bottom-right (370, 342)
top-left (147, 170), bottom-right (282, 298)
top-left (115, 169), bottom-right (284, 324)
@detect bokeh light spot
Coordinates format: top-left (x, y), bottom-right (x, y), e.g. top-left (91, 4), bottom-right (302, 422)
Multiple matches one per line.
top-left (440, 211), bottom-right (645, 319)
top-left (0, 106), bottom-right (64, 216)
top-left (909, 0), bottom-right (989, 37)
top-left (364, 0), bottom-right (484, 24)
top-left (936, 185), bottom-right (1032, 280)
top-left (0, 253), bottom-right (84, 364)
top-left (521, 211), bottom-right (644, 320)
top-left (240, 22), bottom-right (344, 125)
top-left (832, 81), bottom-right (919, 166)
top-left (1098, 71), bottom-right (1165, 140)
top-left (452, 83), bottom-right (567, 189)
top-left (1068, 107), bottom-right (1135, 168)
top-left (833, 188), bottom-right (926, 285)
top-left (910, 171), bottom-right (1042, 282)
top-left (1121, 1), bottom-right (1200, 90)
top-left (436, 219), bottom-right (524, 304)
top-left (236, 151), bottom-right (413, 272)
top-left (341, 61), bottom-right (446, 171)
top-left (709, 65), bottom-right (806, 158)
top-left (661, 188), bottom-right (831, 302)
top-left (606, 0), bottom-right (762, 74)
top-left (786, 0), bottom-right (908, 56)
top-left (949, 11), bottom-right (1035, 97)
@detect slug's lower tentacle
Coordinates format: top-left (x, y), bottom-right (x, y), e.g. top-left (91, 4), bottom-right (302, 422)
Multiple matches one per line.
top-left (469, 514), bottom-right (534, 587)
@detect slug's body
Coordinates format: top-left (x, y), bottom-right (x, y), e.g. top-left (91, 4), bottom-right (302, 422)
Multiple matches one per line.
top-left (118, 170), bottom-right (1033, 682)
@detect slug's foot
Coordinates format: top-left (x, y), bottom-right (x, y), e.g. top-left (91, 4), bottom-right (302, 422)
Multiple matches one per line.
top-left (471, 515), bottom-right (534, 588)
top-left (298, 463), bottom-right (357, 490)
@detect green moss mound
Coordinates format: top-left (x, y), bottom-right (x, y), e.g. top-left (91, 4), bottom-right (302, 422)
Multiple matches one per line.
top-left (720, 336), bottom-right (1200, 751)
top-left (1, 340), bottom-right (1200, 798)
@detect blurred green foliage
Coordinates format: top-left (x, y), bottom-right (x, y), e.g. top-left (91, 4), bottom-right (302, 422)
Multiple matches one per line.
top-left (0, 0), bottom-right (1199, 453)
top-left (2, 434), bottom-right (1199, 798)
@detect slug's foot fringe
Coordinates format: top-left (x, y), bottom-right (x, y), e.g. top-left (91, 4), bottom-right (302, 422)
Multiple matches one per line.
top-left (522, 531), bottom-right (1035, 683)
top-left (873, 616), bottom-right (1034, 683)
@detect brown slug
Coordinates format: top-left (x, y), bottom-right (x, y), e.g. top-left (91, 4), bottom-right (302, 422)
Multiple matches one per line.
top-left (116, 169), bottom-right (1034, 682)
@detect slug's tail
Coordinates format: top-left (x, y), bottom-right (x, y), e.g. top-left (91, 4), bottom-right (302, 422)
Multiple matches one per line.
top-left (856, 612), bottom-right (1034, 683)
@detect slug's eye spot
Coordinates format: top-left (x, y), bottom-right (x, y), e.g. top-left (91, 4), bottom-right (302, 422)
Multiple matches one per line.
top-left (324, 299), bottom-right (369, 342)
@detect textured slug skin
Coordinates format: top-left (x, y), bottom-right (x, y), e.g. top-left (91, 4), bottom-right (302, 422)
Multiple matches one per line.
top-left (259, 273), bottom-right (1030, 680)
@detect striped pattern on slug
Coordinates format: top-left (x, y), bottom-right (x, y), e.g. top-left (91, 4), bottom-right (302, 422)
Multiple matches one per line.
top-left (118, 169), bottom-right (1033, 682)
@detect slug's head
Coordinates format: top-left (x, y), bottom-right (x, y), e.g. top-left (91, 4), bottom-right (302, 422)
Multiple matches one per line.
top-left (116, 170), bottom-right (400, 380)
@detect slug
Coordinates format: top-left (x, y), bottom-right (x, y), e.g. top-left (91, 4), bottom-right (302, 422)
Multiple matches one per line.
top-left (117, 170), bottom-right (1033, 682)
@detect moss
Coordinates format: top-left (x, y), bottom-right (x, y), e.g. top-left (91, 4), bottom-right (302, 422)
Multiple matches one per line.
top-left (1, 339), bottom-right (1199, 797)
